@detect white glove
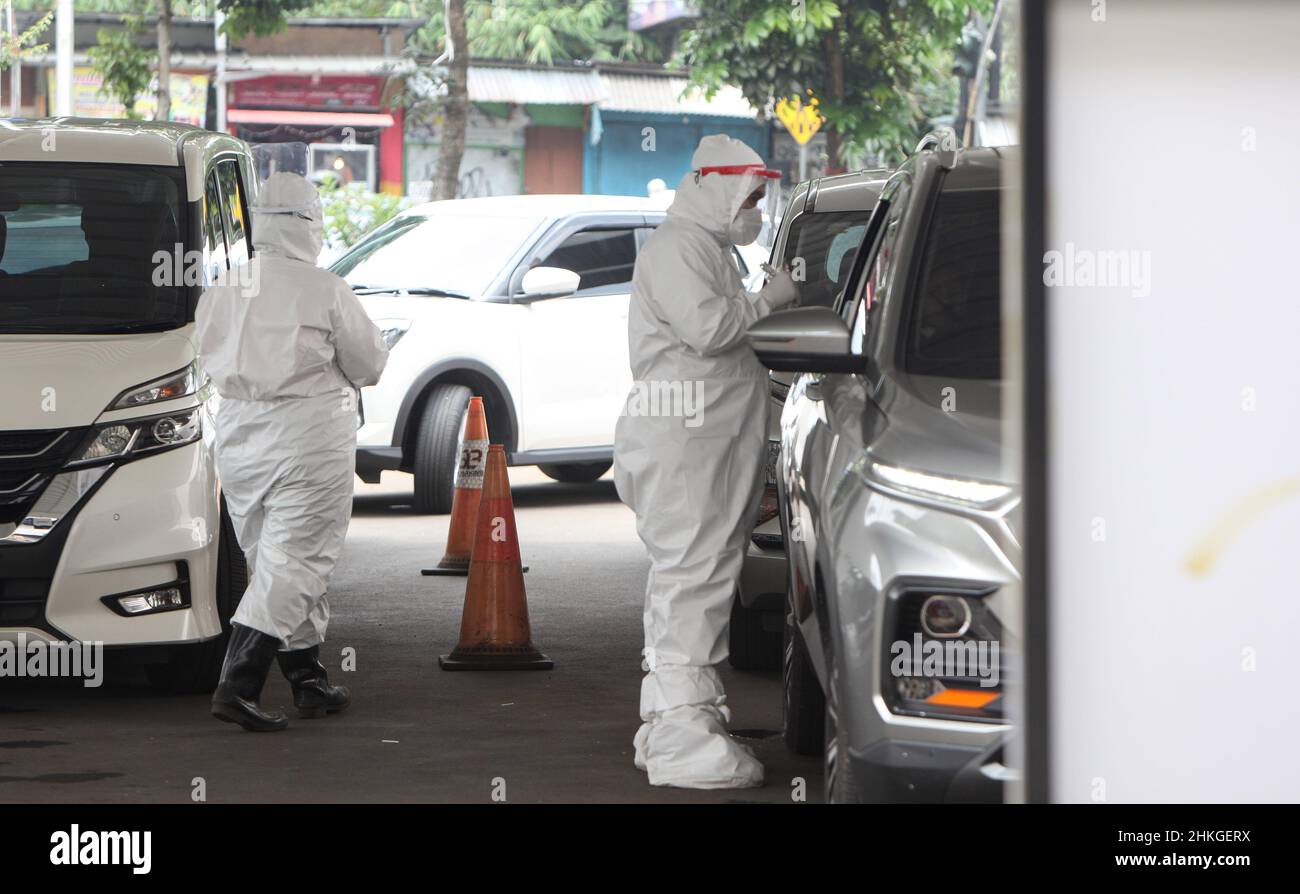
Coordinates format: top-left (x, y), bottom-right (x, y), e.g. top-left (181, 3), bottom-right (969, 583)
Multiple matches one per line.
top-left (759, 267), bottom-right (799, 311)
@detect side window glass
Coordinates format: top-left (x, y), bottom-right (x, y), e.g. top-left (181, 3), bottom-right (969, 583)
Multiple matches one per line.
top-left (538, 228), bottom-right (637, 295)
top-left (216, 160), bottom-right (250, 266)
top-left (204, 171), bottom-right (228, 279)
top-left (847, 213), bottom-right (900, 356)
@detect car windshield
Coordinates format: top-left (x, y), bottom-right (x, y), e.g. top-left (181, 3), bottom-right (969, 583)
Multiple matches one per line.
top-left (903, 187), bottom-right (1001, 380)
top-left (0, 162), bottom-right (188, 335)
top-left (780, 210), bottom-right (868, 308)
top-left (332, 212), bottom-right (544, 297)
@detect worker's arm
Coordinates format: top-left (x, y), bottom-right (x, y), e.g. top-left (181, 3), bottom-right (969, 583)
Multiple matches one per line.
top-left (651, 241), bottom-right (765, 357)
top-left (329, 282), bottom-right (389, 386)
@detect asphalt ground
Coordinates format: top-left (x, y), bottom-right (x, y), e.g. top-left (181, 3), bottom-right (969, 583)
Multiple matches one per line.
top-left (0, 468), bottom-right (821, 804)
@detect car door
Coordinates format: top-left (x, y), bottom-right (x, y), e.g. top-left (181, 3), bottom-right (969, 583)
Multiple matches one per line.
top-left (513, 215), bottom-right (641, 451)
top-left (784, 180), bottom-right (905, 678)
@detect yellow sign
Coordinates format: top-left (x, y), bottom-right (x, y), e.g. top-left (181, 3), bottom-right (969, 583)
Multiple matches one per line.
top-left (46, 67), bottom-right (209, 126)
top-left (775, 93), bottom-right (824, 145)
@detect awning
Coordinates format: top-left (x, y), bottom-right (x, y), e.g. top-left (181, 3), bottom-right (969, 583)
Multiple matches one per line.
top-left (227, 108), bottom-right (395, 127)
top-left (467, 66), bottom-right (607, 105)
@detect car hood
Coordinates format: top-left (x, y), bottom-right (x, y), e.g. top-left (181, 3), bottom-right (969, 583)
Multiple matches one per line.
top-left (870, 373), bottom-right (1015, 487)
top-left (0, 327), bottom-right (196, 429)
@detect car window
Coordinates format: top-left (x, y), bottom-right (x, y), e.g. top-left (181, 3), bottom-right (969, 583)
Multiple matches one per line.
top-left (334, 213), bottom-right (543, 297)
top-left (903, 187), bottom-right (1001, 380)
top-left (780, 210), bottom-right (868, 308)
top-left (844, 203), bottom-right (901, 357)
top-left (0, 161), bottom-right (187, 334)
top-left (215, 160), bottom-right (250, 266)
top-left (537, 228), bottom-right (637, 295)
top-left (204, 171), bottom-right (228, 277)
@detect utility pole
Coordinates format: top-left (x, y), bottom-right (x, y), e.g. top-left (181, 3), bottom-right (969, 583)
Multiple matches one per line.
top-left (55, 0), bottom-right (71, 115)
top-left (215, 6), bottom-right (226, 132)
top-left (6, 2), bottom-right (20, 116)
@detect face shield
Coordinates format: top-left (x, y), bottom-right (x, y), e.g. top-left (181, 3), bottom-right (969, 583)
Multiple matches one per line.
top-left (694, 163), bottom-right (780, 246)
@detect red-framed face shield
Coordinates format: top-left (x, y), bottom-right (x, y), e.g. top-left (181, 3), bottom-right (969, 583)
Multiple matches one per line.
top-left (695, 163), bottom-right (782, 181)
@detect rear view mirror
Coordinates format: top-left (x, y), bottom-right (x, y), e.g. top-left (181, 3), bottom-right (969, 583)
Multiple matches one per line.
top-left (520, 266), bottom-right (580, 301)
top-left (747, 306), bottom-right (861, 373)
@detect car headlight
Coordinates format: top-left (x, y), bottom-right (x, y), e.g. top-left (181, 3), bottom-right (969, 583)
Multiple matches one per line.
top-left (375, 318), bottom-right (411, 350)
top-left (111, 363), bottom-right (199, 410)
top-left (864, 459), bottom-right (1013, 509)
top-left (67, 409), bottom-right (202, 468)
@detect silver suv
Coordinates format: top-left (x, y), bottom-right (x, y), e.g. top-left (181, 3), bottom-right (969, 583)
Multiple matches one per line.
top-left (728, 169), bottom-right (888, 671)
top-left (748, 140), bottom-right (1018, 802)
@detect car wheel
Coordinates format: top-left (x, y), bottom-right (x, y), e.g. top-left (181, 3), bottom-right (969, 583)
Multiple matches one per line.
top-left (413, 383), bottom-right (473, 514)
top-left (537, 461), bottom-right (611, 483)
top-left (783, 601), bottom-right (825, 755)
top-left (823, 673), bottom-right (866, 804)
top-left (146, 497), bottom-right (248, 694)
top-left (727, 592), bottom-right (782, 671)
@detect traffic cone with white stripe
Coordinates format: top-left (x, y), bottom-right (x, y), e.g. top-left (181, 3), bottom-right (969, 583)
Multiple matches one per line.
top-left (439, 444), bottom-right (552, 671)
top-left (422, 396), bottom-right (489, 576)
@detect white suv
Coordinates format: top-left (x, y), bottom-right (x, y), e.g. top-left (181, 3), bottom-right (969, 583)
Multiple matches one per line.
top-left (333, 194), bottom-right (762, 513)
top-left (0, 118), bottom-right (258, 691)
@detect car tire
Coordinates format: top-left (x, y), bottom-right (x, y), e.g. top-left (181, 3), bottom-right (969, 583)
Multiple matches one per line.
top-left (783, 602), bottom-right (825, 755)
top-left (537, 461), bottom-right (611, 483)
top-left (727, 592), bottom-right (782, 671)
top-left (413, 383), bottom-right (473, 514)
top-left (145, 497), bottom-right (248, 694)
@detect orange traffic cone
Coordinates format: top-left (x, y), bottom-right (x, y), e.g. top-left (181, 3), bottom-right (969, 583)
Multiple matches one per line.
top-left (422, 396), bottom-right (489, 577)
top-left (438, 444), bottom-right (553, 671)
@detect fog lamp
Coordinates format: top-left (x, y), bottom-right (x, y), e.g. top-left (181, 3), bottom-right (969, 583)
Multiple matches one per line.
top-left (116, 587), bottom-right (184, 615)
top-left (920, 594), bottom-right (972, 638)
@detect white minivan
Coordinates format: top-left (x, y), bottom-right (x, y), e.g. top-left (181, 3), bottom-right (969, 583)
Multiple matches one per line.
top-left (0, 118), bottom-right (257, 691)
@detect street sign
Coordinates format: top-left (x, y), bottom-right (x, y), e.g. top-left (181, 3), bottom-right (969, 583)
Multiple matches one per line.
top-left (775, 94), bottom-right (823, 145)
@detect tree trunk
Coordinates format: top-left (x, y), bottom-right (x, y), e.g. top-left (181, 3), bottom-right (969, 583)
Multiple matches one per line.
top-left (433, 0), bottom-right (468, 200)
top-left (822, 28), bottom-right (845, 173)
top-left (156, 0), bottom-right (171, 121)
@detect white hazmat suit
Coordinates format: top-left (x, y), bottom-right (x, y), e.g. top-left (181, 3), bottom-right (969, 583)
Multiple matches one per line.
top-left (614, 135), bottom-right (798, 788)
top-left (196, 172), bottom-right (388, 651)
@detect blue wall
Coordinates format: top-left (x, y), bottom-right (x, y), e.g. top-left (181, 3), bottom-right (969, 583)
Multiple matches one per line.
top-left (583, 112), bottom-right (770, 197)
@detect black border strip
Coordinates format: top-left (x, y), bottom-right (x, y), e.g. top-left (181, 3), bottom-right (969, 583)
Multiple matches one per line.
top-left (1021, 0), bottom-right (1050, 803)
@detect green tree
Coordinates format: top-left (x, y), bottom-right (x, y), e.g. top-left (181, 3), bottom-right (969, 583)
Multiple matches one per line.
top-left (0, 8), bottom-right (51, 70)
top-left (87, 11), bottom-right (152, 117)
top-left (680, 0), bottom-right (991, 168)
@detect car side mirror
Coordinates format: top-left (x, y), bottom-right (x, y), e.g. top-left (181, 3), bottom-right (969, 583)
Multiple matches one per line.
top-left (520, 266), bottom-right (580, 302)
top-left (747, 306), bottom-right (861, 373)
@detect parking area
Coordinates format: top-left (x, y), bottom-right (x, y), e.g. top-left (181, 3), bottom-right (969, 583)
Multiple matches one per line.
top-left (0, 469), bottom-right (818, 804)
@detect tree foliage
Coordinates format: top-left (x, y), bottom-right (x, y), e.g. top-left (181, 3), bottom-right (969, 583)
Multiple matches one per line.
top-left (87, 12), bottom-right (152, 117)
top-left (0, 9), bottom-right (51, 69)
top-left (680, 0), bottom-right (991, 167)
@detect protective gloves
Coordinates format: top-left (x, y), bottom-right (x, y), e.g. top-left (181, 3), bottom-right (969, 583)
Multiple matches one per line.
top-left (758, 266), bottom-right (799, 311)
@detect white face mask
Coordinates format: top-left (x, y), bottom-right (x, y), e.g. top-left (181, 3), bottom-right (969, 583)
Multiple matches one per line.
top-left (728, 206), bottom-right (763, 245)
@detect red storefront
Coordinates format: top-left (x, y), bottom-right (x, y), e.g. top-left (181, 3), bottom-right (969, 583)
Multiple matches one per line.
top-left (227, 74), bottom-right (405, 195)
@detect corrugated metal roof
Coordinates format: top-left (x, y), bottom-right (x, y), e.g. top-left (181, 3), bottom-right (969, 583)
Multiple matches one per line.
top-left (467, 66), bottom-right (608, 105)
top-left (597, 71), bottom-right (758, 119)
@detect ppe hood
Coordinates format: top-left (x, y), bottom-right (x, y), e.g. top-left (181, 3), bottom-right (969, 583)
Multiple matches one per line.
top-left (667, 134), bottom-right (779, 240)
top-left (0, 328), bottom-right (196, 429)
top-left (252, 171), bottom-right (324, 264)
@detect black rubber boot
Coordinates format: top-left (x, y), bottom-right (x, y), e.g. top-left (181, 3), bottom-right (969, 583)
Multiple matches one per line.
top-left (211, 624), bottom-right (289, 732)
top-left (277, 646), bottom-right (350, 719)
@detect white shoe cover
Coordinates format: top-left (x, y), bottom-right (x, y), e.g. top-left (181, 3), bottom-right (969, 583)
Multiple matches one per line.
top-left (633, 704), bottom-right (765, 789)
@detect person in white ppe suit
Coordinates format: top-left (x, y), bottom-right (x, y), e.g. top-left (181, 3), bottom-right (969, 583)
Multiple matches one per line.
top-left (196, 172), bottom-right (388, 732)
top-left (614, 135), bottom-right (799, 788)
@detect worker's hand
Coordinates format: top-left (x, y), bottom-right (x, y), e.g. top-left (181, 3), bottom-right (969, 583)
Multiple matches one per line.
top-left (759, 267), bottom-right (799, 310)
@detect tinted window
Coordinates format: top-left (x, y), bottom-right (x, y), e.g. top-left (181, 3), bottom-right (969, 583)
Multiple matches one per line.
top-left (903, 187), bottom-right (1001, 379)
top-left (216, 160), bottom-right (250, 265)
top-left (0, 162), bottom-right (187, 334)
top-left (539, 228), bottom-right (636, 294)
top-left (204, 171), bottom-right (227, 276)
top-left (781, 210), bottom-right (868, 308)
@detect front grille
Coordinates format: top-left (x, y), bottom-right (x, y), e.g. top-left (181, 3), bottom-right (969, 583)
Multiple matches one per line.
top-left (0, 427), bottom-right (89, 525)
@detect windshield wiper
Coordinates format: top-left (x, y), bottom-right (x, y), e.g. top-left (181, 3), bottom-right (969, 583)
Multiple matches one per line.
top-left (352, 285), bottom-right (470, 299)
